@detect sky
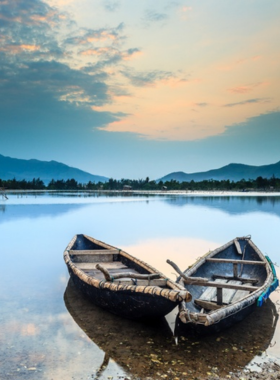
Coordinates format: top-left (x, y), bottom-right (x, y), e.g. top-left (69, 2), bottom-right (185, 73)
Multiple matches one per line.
top-left (0, 0), bottom-right (280, 179)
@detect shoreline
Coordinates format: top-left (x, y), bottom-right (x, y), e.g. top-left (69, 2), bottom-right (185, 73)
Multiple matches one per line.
top-left (2, 189), bottom-right (280, 197)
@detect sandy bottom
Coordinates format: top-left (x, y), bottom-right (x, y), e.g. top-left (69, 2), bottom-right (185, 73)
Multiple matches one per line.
top-left (64, 280), bottom-right (279, 380)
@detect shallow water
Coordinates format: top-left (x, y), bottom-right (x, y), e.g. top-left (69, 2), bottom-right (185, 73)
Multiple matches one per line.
top-left (0, 192), bottom-right (279, 379)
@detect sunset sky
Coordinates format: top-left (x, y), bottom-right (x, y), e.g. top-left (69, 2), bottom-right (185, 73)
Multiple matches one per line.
top-left (0, 0), bottom-right (279, 179)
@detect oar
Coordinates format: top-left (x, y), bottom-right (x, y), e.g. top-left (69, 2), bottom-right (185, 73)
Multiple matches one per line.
top-left (96, 264), bottom-right (161, 282)
top-left (166, 259), bottom-right (207, 284)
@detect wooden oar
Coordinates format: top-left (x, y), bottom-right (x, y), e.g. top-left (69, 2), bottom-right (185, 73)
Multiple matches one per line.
top-left (96, 264), bottom-right (161, 282)
top-left (166, 259), bottom-right (207, 283)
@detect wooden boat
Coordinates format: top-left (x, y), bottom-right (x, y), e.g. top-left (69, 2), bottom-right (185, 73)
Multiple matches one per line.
top-left (63, 234), bottom-right (191, 320)
top-left (168, 236), bottom-right (279, 334)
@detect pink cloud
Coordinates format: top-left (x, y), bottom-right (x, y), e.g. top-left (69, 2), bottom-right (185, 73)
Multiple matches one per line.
top-left (80, 47), bottom-right (112, 56)
top-left (228, 82), bottom-right (269, 94)
top-left (0, 44), bottom-right (40, 54)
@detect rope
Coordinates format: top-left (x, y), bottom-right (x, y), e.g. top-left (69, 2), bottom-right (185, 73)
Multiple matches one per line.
top-left (186, 309), bottom-right (193, 322)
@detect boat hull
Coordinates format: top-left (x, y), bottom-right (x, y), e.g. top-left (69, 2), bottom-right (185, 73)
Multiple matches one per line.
top-left (175, 301), bottom-right (257, 336)
top-left (68, 266), bottom-right (178, 320)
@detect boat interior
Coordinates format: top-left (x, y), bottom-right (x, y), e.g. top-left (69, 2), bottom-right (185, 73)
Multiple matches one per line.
top-left (179, 239), bottom-right (268, 313)
top-left (69, 234), bottom-right (169, 288)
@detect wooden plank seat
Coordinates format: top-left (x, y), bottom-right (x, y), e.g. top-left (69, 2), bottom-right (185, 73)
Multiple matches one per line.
top-left (184, 278), bottom-right (258, 291)
top-left (74, 261), bottom-right (128, 270)
top-left (70, 251), bottom-right (116, 263)
top-left (194, 278), bottom-right (256, 310)
top-left (82, 266), bottom-right (139, 278)
top-left (212, 274), bottom-right (259, 284)
top-left (69, 249), bottom-right (119, 255)
top-left (205, 257), bottom-right (265, 280)
top-left (69, 249), bottom-right (119, 263)
top-left (205, 258), bottom-right (266, 265)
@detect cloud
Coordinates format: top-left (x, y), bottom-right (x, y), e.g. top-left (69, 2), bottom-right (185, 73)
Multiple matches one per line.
top-left (79, 46), bottom-right (141, 62)
top-left (120, 69), bottom-right (174, 87)
top-left (0, 43), bottom-right (40, 54)
top-left (0, 58), bottom-right (111, 106)
top-left (0, 0), bottom-right (61, 27)
top-left (223, 98), bottom-right (271, 107)
top-left (227, 82), bottom-right (268, 94)
top-left (63, 23), bottom-right (142, 69)
top-left (64, 23), bottom-right (125, 46)
top-left (142, 9), bottom-right (168, 26)
top-left (81, 48), bottom-right (141, 73)
top-left (103, 1), bottom-right (120, 12)
top-left (0, 0), bottom-right (66, 60)
top-left (195, 102), bottom-right (209, 107)
top-left (120, 69), bottom-right (188, 88)
top-left (0, 0), bottom-right (145, 140)
top-left (0, 0), bottom-right (130, 139)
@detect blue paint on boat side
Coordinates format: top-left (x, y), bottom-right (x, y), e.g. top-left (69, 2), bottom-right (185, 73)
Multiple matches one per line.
top-left (257, 256), bottom-right (279, 307)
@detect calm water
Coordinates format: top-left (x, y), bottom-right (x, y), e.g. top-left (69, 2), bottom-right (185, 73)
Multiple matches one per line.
top-left (1, 192), bottom-right (280, 379)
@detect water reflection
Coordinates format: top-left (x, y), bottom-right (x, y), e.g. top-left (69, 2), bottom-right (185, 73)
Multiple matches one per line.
top-left (65, 279), bottom-right (279, 379)
top-left (164, 196), bottom-right (280, 218)
top-left (1, 193), bottom-right (279, 379)
top-left (0, 203), bottom-right (87, 224)
top-left (121, 237), bottom-right (219, 281)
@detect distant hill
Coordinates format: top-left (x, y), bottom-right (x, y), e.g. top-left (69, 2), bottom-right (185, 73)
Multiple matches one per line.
top-left (0, 154), bottom-right (108, 184)
top-left (158, 161), bottom-right (280, 183)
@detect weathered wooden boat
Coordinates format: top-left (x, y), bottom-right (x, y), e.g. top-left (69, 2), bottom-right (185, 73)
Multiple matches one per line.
top-left (168, 236), bottom-right (279, 334)
top-left (63, 234), bottom-right (191, 320)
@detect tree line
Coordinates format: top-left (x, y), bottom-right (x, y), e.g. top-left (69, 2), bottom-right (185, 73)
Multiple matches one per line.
top-left (0, 175), bottom-right (280, 191)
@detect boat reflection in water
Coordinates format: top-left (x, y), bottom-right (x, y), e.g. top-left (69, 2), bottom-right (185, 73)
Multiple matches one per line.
top-left (64, 279), bottom-right (278, 379)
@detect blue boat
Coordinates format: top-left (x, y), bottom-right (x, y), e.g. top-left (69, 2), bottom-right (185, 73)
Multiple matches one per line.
top-left (168, 236), bottom-right (279, 334)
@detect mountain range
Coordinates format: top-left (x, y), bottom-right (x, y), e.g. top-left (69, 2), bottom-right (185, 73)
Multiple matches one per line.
top-left (158, 161), bottom-right (280, 183)
top-left (1, 153), bottom-right (280, 184)
top-left (0, 154), bottom-right (108, 184)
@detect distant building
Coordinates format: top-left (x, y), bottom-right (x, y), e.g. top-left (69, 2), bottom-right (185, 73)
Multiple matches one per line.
top-left (123, 185), bottom-right (132, 190)
top-left (161, 186), bottom-right (168, 190)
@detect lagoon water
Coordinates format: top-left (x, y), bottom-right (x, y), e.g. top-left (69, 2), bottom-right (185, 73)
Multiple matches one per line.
top-left (1, 192), bottom-right (280, 379)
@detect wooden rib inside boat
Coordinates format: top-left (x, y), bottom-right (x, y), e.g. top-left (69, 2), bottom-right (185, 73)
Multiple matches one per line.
top-left (64, 234), bottom-right (191, 320)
